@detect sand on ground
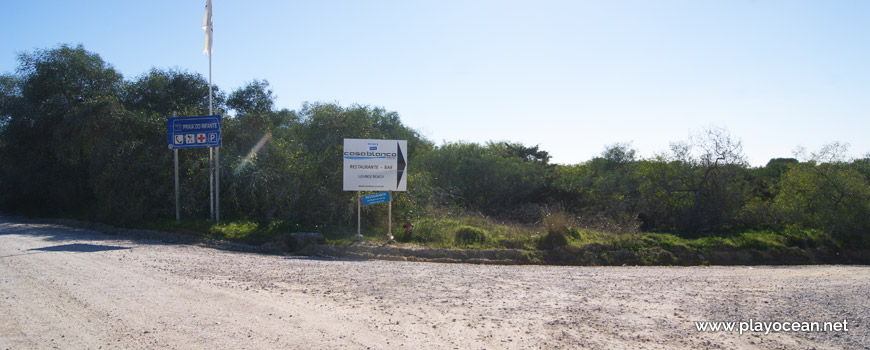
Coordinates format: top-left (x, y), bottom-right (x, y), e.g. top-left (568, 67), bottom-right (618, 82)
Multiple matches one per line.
top-left (0, 217), bottom-right (867, 349)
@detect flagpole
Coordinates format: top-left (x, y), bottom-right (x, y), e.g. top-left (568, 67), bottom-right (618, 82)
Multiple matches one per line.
top-left (203, 0), bottom-right (218, 222)
top-left (212, 48), bottom-right (220, 222)
top-left (208, 5), bottom-right (220, 223)
top-left (209, 52), bottom-right (214, 221)
top-left (209, 50), bottom-right (213, 115)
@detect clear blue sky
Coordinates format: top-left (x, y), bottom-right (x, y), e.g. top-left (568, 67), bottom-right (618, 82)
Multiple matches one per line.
top-left (2, 0), bottom-right (868, 166)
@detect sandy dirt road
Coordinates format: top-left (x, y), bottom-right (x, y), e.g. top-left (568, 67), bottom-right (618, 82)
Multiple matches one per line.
top-left (0, 216), bottom-right (868, 349)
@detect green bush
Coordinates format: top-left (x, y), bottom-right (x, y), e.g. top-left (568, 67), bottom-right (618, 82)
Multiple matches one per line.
top-left (730, 231), bottom-right (784, 250)
top-left (407, 217), bottom-right (453, 245)
top-left (538, 230), bottom-right (569, 250)
top-left (782, 226), bottom-right (831, 249)
top-left (454, 225), bottom-right (488, 245)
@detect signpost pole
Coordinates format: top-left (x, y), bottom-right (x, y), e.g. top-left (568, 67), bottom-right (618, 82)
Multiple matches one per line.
top-left (357, 191), bottom-right (362, 242)
top-left (209, 148), bottom-right (214, 221)
top-left (388, 191), bottom-right (393, 241)
top-left (173, 112), bottom-right (180, 222)
top-left (174, 149), bottom-right (180, 222)
top-left (215, 147), bottom-right (220, 222)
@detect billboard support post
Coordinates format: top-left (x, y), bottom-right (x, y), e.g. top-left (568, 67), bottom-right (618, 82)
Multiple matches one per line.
top-left (357, 191), bottom-right (362, 242)
top-left (388, 191), bottom-right (393, 241)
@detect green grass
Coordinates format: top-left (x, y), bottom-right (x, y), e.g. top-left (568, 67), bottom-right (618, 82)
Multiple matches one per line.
top-left (122, 214), bottom-right (839, 255)
top-left (547, 226), bottom-right (838, 253)
top-left (128, 218), bottom-right (287, 245)
top-left (209, 221), bottom-right (264, 241)
top-left (128, 217), bottom-right (391, 246)
top-left (405, 216), bottom-right (540, 249)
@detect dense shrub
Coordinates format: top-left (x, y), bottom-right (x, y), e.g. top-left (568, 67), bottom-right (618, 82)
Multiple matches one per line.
top-left (538, 230), bottom-right (569, 250)
top-left (454, 226), bottom-right (488, 245)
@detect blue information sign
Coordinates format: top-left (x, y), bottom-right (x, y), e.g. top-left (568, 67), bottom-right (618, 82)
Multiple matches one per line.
top-left (168, 115), bottom-right (222, 149)
top-left (361, 192), bottom-right (391, 206)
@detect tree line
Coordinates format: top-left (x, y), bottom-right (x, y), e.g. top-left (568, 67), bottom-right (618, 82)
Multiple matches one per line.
top-left (1, 45), bottom-right (868, 247)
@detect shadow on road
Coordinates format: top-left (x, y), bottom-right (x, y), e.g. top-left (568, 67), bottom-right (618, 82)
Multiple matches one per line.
top-left (285, 256), bottom-right (370, 263)
top-left (29, 243), bottom-right (131, 253)
top-left (0, 214), bottom-right (264, 256)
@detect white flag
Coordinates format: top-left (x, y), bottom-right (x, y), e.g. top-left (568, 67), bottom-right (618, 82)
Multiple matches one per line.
top-left (202, 0), bottom-right (213, 55)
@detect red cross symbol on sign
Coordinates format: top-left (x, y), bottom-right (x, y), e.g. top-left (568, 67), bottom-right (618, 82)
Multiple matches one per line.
top-left (197, 133), bottom-right (206, 143)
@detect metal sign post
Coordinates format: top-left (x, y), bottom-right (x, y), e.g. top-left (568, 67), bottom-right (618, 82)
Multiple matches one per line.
top-left (209, 148), bottom-right (214, 221)
top-left (174, 149), bottom-right (180, 221)
top-left (388, 190), bottom-right (393, 241)
top-left (215, 147), bottom-right (220, 222)
top-left (357, 191), bottom-right (362, 242)
top-left (173, 113), bottom-right (180, 221)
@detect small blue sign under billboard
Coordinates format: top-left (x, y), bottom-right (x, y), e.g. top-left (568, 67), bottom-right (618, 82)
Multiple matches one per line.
top-left (168, 115), bottom-right (222, 149)
top-left (361, 192), bottom-right (391, 206)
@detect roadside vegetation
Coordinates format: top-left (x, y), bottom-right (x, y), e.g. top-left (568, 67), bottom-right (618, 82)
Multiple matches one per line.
top-left (1, 45), bottom-right (868, 263)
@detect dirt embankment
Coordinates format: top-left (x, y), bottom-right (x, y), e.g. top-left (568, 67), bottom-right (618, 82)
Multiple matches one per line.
top-left (296, 241), bottom-right (870, 267)
top-left (7, 215), bottom-right (870, 266)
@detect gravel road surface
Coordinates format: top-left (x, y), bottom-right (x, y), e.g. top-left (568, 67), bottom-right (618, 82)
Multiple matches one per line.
top-left (1, 217), bottom-right (867, 349)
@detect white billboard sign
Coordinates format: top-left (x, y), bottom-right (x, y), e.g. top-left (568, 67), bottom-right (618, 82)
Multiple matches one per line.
top-left (343, 139), bottom-right (408, 191)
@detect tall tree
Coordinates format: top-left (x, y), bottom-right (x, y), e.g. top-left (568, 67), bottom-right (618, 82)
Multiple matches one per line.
top-left (775, 143), bottom-right (870, 243)
top-left (123, 68), bottom-right (219, 117)
top-left (0, 44), bottom-right (125, 214)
